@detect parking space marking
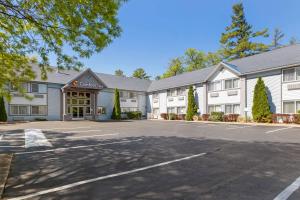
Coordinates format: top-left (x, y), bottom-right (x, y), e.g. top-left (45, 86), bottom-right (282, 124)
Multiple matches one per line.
top-left (266, 127), bottom-right (293, 134)
top-left (47, 133), bottom-right (119, 141)
top-left (44, 126), bottom-right (97, 131)
top-left (25, 129), bottom-right (52, 148)
top-left (0, 134), bottom-right (3, 141)
top-left (62, 129), bottom-right (102, 134)
top-left (226, 126), bottom-right (252, 130)
top-left (8, 152), bottom-right (206, 200)
top-left (15, 139), bottom-right (142, 155)
top-left (273, 176), bottom-right (300, 200)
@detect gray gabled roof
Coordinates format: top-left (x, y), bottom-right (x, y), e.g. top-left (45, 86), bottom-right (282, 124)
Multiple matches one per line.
top-left (96, 73), bottom-right (151, 92)
top-left (30, 44), bottom-right (300, 93)
top-left (147, 66), bottom-right (216, 92)
top-left (228, 44), bottom-right (300, 74)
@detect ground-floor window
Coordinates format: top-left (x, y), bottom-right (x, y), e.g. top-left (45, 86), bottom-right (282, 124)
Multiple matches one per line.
top-left (31, 105), bottom-right (47, 115)
top-left (225, 104), bottom-right (240, 114)
top-left (177, 107), bottom-right (186, 114)
top-left (208, 105), bottom-right (221, 113)
top-left (167, 107), bottom-right (176, 114)
top-left (283, 101), bottom-right (300, 113)
top-left (10, 105), bottom-right (30, 115)
top-left (121, 107), bottom-right (138, 113)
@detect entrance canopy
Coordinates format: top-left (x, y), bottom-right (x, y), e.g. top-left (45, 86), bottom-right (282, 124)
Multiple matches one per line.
top-left (62, 68), bottom-right (106, 91)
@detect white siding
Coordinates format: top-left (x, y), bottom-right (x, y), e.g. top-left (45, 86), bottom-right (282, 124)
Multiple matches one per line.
top-left (208, 90), bottom-right (240, 105)
top-left (209, 68), bottom-right (238, 81)
top-left (195, 86), bottom-right (205, 114)
top-left (166, 96), bottom-right (186, 107)
top-left (10, 93), bottom-right (47, 105)
top-left (48, 87), bottom-right (61, 120)
top-left (137, 93), bottom-right (147, 115)
top-left (246, 70), bottom-right (282, 116)
top-left (282, 81), bottom-right (300, 101)
top-left (159, 91), bottom-right (167, 113)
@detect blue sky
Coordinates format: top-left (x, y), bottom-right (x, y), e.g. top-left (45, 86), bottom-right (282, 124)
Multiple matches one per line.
top-left (52, 0), bottom-right (300, 78)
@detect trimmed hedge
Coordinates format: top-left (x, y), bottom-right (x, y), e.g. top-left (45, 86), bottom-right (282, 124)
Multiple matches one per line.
top-left (209, 112), bottom-right (224, 122)
top-left (125, 111), bottom-right (142, 120)
top-left (168, 113), bottom-right (177, 120)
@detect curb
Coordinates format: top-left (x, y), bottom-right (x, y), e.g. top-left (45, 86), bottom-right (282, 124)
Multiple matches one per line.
top-left (148, 119), bottom-right (300, 127)
top-left (0, 153), bottom-right (13, 199)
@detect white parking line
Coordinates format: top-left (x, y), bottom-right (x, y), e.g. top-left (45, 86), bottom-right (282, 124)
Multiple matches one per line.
top-left (44, 126), bottom-right (97, 131)
top-left (226, 126), bottom-right (251, 130)
top-left (273, 176), bottom-right (300, 200)
top-left (62, 129), bottom-right (102, 134)
top-left (48, 133), bottom-right (119, 141)
top-left (15, 139), bottom-right (142, 155)
top-left (266, 127), bottom-right (293, 134)
top-left (8, 152), bottom-right (206, 200)
top-left (0, 134), bottom-right (3, 141)
top-left (0, 145), bottom-right (25, 148)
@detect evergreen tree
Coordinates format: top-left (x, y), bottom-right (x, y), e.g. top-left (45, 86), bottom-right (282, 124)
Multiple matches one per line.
top-left (162, 58), bottom-right (184, 78)
top-left (111, 89), bottom-right (121, 120)
top-left (132, 68), bottom-right (150, 80)
top-left (220, 3), bottom-right (269, 61)
top-left (0, 96), bottom-right (7, 122)
top-left (252, 77), bottom-right (271, 122)
top-left (289, 37), bottom-right (298, 45)
top-left (115, 69), bottom-right (125, 77)
top-left (185, 86), bottom-right (198, 121)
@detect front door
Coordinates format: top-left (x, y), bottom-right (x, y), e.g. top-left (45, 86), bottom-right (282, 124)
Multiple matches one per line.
top-left (72, 106), bottom-right (84, 119)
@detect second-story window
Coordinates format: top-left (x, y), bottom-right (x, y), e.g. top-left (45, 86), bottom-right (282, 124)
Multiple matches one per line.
top-left (167, 89), bottom-right (176, 97)
top-left (31, 83), bottom-right (39, 93)
top-left (177, 88), bottom-right (185, 96)
top-left (152, 93), bottom-right (159, 98)
top-left (283, 67), bottom-right (300, 82)
top-left (31, 83), bottom-right (47, 93)
top-left (224, 78), bottom-right (239, 90)
top-left (208, 81), bottom-right (221, 92)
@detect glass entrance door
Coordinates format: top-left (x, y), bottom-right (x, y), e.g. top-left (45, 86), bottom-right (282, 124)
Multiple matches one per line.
top-left (72, 106), bottom-right (84, 119)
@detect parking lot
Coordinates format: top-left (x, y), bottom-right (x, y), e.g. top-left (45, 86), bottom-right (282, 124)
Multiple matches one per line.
top-left (1, 120), bottom-right (300, 200)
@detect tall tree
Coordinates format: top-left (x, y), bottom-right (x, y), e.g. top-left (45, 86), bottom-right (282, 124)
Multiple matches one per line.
top-left (162, 58), bottom-right (184, 78)
top-left (184, 48), bottom-right (207, 72)
top-left (185, 86), bottom-right (198, 121)
top-left (206, 52), bottom-right (222, 66)
top-left (271, 28), bottom-right (284, 48)
top-left (0, 96), bottom-right (7, 122)
top-left (252, 77), bottom-right (271, 122)
top-left (289, 37), bottom-right (298, 45)
top-left (155, 76), bottom-right (161, 80)
top-left (0, 0), bottom-right (125, 100)
top-left (220, 3), bottom-right (269, 61)
top-left (115, 69), bottom-right (125, 77)
top-left (111, 88), bottom-right (121, 120)
top-left (132, 68), bottom-right (150, 80)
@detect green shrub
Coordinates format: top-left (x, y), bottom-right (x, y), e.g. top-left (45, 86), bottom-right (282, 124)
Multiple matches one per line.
top-left (111, 88), bottom-right (121, 120)
top-left (0, 96), bottom-right (7, 122)
top-left (34, 118), bottom-right (47, 121)
top-left (209, 112), bottom-right (224, 122)
top-left (186, 86), bottom-right (198, 121)
top-left (252, 77), bottom-right (272, 122)
top-left (125, 111), bottom-right (142, 120)
top-left (168, 113), bottom-right (177, 120)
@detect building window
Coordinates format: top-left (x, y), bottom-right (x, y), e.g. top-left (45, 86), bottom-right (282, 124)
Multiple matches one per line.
top-left (225, 78), bottom-right (239, 90)
top-left (129, 92), bottom-right (137, 98)
top-left (297, 68), bottom-right (300, 80)
top-left (208, 81), bottom-right (221, 92)
top-left (177, 107), bottom-right (186, 114)
top-left (97, 106), bottom-right (106, 114)
top-left (167, 89), bottom-right (176, 97)
top-left (283, 102), bottom-right (296, 113)
top-left (31, 105), bottom-right (47, 115)
top-left (31, 83), bottom-right (47, 93)
top-left (85, 107), bottom-right (91, 115)
top-left (283, 101), bottom-right (300, 113)
top-left (283, 68), bottom-right (296, 82)
top-left (10, 105), bottom-right (29, 115)
top-left (121, 107), bottom-right (138, 113)
top-left (31, 83), bottom-right (39, 93)
top-left (167, 107), bottom-right (176, 114)
top-left (225, 104), bottom-right (240, 114)
top-left (177, 88), bottom-right (185, 96)
top-left (208, 105), bottom-right (222, 113)
top-left (10, 83), bottom-right (28, 92)
top-left (153, 108), bottom-right (159, 115)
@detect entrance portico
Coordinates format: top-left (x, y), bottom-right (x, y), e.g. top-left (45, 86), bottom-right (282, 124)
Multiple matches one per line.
top-left (61, 68), bottom-right (106, 121)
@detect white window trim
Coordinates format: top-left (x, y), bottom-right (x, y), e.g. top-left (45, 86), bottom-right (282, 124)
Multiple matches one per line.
top-left (282, 67), bottom-right (300, 83)
top-left (282, 100), bottom-right (300, 114)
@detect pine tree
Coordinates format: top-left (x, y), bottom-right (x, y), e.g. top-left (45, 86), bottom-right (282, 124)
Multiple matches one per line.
top-left (220, 3), bottom-right (269, 61)
top-left (185, 86), bottom-right (198, 121)
top-left (111, 89), bottom-right (121, 120)
top-left (252, 77), bottom-right (271, 122)
top-left (271, 28), bottom-right (284, 49)
top-left (0, 96), bottom-right (7, 122)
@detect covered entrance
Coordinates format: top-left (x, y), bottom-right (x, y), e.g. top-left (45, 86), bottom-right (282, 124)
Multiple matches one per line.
top-left (61, 68), bottom-right (106, 121)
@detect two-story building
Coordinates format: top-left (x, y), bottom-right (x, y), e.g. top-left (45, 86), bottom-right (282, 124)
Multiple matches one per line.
top-left (4, 44), bottom-right (300, 121)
